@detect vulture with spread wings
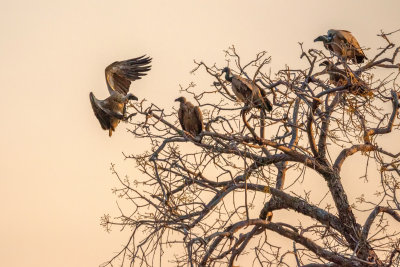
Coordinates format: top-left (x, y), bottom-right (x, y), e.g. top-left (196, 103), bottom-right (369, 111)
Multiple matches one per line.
top-left (314, 29), bottom-right (367, 64)
top-left (175, 97), bottom-right (204, 142)
top-left (221, 67), bottom-right (272, 113)
top-left (89, 55), bottom-right (151, 137)
top-left (319, 60), bottom-right (369, 97)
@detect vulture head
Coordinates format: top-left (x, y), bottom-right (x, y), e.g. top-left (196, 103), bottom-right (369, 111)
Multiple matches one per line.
top-left (314, 35), bottom-right (331, 44)
top-left (319, 60), bottom-right (333, 67)
top-left (221, 67), bottom-right (233, 82)
top-left (127, 93), bottom-right (138, 101)
top-left (175, 96), bottom-right (187, 103)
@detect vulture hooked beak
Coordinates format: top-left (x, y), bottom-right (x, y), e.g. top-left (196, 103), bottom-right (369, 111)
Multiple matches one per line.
top-left (314, 35), bottom-right (333, 43)
top-left (319, 60), bottom-right (330, 67)
top-left (314, 36), bottom-right (324, 42)
top-left (175, 97), bottom-right (186, 103)
top-left (128, 94), bottom-right (138, 101)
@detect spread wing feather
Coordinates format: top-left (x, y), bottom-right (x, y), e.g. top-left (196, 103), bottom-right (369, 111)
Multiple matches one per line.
top-left (105, 55), bottom-right (152, 95)
top-left (89, 92), bottom-right (111, 130)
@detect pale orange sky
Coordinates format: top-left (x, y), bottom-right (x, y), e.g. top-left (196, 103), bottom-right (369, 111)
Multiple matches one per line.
top-left (0, 1), bottom-right (399, 266)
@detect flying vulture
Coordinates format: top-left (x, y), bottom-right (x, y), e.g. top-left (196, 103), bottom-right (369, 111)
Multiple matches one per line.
top-left (221, 67), bottom-right (272, 113)
top-left (175, 97), bottom-right (204, 141)
top-left (319, 60), bottom-right (369, 96)
top-left (89, 55), bottom-right (152, 137)
top-left (314, 29), bottom-right (367, 64)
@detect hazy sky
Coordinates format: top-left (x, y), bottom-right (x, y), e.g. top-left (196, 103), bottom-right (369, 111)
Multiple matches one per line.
top-left (0, 1), bottom-right (399, 266)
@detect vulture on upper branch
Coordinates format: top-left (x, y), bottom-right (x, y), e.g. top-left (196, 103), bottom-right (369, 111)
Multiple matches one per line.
top-left (89, 55), bottom-right (152, 137)
top-left (175, 97), bottom-right (204, 142)
top-left (221, 67), bottom-right (272, 113)
top-left (314, 29), bottom-right (367, 64)
top-left (319, 60), bottom-right (369, 96)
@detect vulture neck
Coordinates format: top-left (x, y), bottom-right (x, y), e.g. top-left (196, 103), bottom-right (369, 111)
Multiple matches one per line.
top-left (224, 69), bottom-right (233, 82)
top-left (325, 35), bottom-right (333, 43)
top-left (180, 100), bottom-right (187, 108)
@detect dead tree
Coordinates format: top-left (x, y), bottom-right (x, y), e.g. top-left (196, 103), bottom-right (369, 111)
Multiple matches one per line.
top-left (100, 30), bottom-right (400, 267)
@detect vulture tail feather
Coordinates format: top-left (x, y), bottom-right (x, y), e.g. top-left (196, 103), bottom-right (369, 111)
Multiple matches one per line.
top-left (265, 98), bottom-right (273, 112)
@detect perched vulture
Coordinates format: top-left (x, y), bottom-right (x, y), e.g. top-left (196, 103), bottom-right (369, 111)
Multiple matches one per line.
top-left (221, 67), bottom-right (272, 113)
top-left (319, 60), bottom-right (369, 96)
top-left (89, 55), bottom-right (152, 137)
top-left (314, 29), bottom-right (367, 64)
top-left (175, 97), bottom-right (204, 141)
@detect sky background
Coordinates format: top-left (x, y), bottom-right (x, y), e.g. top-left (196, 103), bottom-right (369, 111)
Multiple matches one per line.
top-left (0, 1), bottom-right (399, 266)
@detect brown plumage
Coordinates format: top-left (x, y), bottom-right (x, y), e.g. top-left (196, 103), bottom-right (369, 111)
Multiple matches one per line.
top-left (314, 29), bottom-right (367, 64)
top-left (319, 60), bottom-right (369, 96)
top-left (175, 97), bottom-right (204, 141)
top-left (221, 67), bottom-right (272, 113)
top-left (89, 55), bottom-right (151, 136)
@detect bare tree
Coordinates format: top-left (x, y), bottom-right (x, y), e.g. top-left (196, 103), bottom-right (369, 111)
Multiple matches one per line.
top-left (100, 30), bottom-right (400, 267)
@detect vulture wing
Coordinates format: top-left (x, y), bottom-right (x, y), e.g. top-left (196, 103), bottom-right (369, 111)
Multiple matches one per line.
top-left (105, 55), bottom-right (152, 95)
top-left (334, 30), bottom-right (361, 48)
top-left (90, 93), bottom-right (124, 122)
top-left (328, 30), bottom-right (366, 63)
top-left (336, 30), bottom-right (363, 51)
top-left (194, 106), bottom-right (204, 134)
top-left (89, 92), bottom-right (112, 130)
top-left (232, 75), bottom-right (253, 101)
top-left (178, 106), bottom-right (185, 131)
top-left (337, 30), bottom-right (366, 63)
top-left (237, 76), bottom-right (271, 111)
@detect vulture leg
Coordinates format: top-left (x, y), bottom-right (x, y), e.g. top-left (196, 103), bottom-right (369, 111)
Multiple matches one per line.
top-left (122, 94), bottom-right (138, 120)
top-left (183, 131), bottom-right (201, 143)
top-left (266, 211), bottom-right (274, 222)
top-left (185, 131), bottom-right (194, 139)
top-left (120, 100), bottom-right (138, 121)
top-left (196, 136), bottom-right (202, 143)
